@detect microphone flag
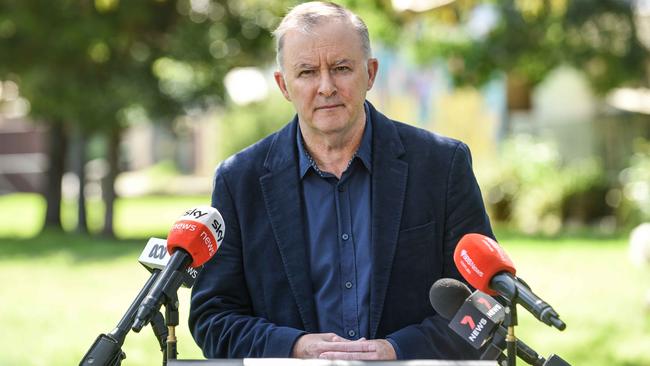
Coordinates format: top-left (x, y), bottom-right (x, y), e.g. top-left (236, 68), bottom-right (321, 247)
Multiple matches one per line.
top-left (449, 290), bottom-right (506, 349)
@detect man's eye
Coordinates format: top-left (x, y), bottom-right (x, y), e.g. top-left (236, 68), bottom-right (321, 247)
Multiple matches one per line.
top-left (299, 70), bottom-right (315, 77)
top-left (334, 66), bottom-right (350, 72)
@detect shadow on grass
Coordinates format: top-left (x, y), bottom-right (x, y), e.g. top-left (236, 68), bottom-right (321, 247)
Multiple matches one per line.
top-left (493, 226), bottom-right (627, 245)
top-left (0, 229), bottom-right (157, 263)
top-left (1, 226), bottom-right (627, 264)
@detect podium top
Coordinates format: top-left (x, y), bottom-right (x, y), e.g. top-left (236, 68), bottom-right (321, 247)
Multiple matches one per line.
top-left (168, 359), bottom-right (498, 366)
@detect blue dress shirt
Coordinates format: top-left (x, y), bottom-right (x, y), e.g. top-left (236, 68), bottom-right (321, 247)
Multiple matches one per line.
top-left (296, 104), bottom-right (373, 340)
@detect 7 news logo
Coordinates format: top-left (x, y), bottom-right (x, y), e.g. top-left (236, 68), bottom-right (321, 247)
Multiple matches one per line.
top-left (449, 291), bottom-right (505, 348)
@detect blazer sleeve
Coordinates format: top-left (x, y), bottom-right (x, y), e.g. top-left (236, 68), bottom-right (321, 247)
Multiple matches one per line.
top-left (386, 141), bottom-right (494, 359)
top-left (188, 164), bottom-right (305, 358)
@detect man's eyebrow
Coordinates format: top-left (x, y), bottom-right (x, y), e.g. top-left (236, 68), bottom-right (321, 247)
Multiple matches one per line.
top-left (333, 59), bottom-right (353, 66)
top-left (292, 59), bottom-right (354, 70)
top-left (292, 63), bottom-right (317, 70)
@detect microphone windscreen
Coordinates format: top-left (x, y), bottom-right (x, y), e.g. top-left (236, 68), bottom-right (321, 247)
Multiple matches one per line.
top-left (167, 206), bottom-right (225, 267)
top-left (453, 233), bottom-right (516, 295)
top-left (429, 278), bottom-right (472, 320)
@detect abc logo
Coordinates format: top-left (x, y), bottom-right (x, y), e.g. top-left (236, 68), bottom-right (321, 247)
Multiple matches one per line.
top-left (148, 244), bottom-right (167, 260)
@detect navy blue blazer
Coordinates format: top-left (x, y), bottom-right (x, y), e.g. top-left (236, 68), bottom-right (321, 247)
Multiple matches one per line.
top-left (189, 101), bottom-right (494, 359)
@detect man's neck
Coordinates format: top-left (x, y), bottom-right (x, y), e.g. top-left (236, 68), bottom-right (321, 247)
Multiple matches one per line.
top-left (300, 120), bottom-right (365, 179)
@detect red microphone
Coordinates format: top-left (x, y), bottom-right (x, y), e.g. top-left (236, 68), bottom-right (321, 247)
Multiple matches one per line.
top-left (167, 207), bottom-right (224, 267)
top-left (454, 233), bottom-right (566, 330)
top-left (132, 206), bottom-right (225, 332)
top-left (453, 233), bottom-right (515, 295)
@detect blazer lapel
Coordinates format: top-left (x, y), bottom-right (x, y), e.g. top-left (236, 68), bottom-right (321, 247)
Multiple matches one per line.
top-left (259, 119), bottom-right (318, 332)
top-left (368, 103), bottom-right (408, 338)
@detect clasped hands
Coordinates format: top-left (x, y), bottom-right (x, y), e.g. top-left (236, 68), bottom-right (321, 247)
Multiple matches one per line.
top-left (292, 333), bottom-right (397, 360)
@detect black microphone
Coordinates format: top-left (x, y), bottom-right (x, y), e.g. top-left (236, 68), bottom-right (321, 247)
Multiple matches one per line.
top-left (430, 278), bottom-right (547, 366)
top-left (491, 273), bottom-right (565, 330)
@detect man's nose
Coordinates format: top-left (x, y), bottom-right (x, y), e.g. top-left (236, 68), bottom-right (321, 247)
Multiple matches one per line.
top-left (317, 71), bottom-right (337, 97)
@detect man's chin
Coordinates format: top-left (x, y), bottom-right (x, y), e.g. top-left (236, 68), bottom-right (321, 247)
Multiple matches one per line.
top-left (312, 116), bottom-right (348, 131)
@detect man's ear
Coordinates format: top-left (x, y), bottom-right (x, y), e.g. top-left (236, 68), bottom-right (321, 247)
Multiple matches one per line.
top-left (274, 71), bottom-right (291, 101)
top-left (366, 58), bottom-right (379, 90)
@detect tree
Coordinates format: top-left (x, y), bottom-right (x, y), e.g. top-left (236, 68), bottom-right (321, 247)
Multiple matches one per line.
top-left (0, 0), bottom-right (294, 236)
top-left (403, 0), bottom-right (648, 96)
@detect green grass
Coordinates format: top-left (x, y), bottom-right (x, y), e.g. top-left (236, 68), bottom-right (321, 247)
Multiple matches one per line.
top-left (502, 238), bottom-right (650, 366)
top-left (0, 193), bottom-right (210, 238)
top-left (0, 233), bottom-right (205, 366)
top-left (1, 193), bottom-right (650, 365)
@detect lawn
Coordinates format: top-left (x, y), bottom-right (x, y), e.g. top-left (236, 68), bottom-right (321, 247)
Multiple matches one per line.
top-left (0, 193), bottom-right (210, 238)
top-left (1, 194), bottom-right (649, 366)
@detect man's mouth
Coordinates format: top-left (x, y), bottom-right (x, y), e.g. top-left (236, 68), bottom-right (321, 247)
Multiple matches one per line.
top-left (315, 104), bottom-right (343, 111)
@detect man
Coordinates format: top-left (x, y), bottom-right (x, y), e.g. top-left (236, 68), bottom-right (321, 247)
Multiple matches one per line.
top-left (190, 1), bottom-right (494, 360)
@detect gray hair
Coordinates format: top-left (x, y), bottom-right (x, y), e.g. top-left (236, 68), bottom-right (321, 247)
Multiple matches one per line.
top-left (272, 1), bottom-right (372, 71)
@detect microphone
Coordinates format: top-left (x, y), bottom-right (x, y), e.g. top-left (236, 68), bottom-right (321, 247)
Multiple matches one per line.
top-left (81, 238), bottom-right (179, 365)
top-left (138, 237), bottom-right (201, 288)
top-left (131, 206), bottom-right (225, 332)
top-left (430, 278), bottom-right (505, 349)
top-left (453, 234), bottom-right (566, 330)
top-left (429, 278), bottom-right (546, 366)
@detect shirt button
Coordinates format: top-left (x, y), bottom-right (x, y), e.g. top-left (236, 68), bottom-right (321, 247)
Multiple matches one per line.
top-left (338, 185), bottom-right (345, 192)
top-left (345, 281), bottom-right (353, 289)
top-left (348, 330), bottom-right (356, 337)
top-left (342, 233), bottom-right (349, 240)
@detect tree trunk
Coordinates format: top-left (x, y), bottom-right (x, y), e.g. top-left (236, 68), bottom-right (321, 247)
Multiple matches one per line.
top-left (73, 127), bottom-right (89, 234)
top-left (43, 120), bottom-right (67, 232)
top-left (102, 128), bottom-right (120, 238)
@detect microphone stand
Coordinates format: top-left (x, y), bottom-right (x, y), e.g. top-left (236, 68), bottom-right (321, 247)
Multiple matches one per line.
top-left (164, 291), bottom-right (180, 363)
top-left (150, 311), bottom-right (169, 365)
top-left (479, 300), bottom-right (571, 366)
top-left (481, 324), bottom-right (546, 366)
top-left (504, 303), bottom-right (518, 366)
top-left (79, 270), bottom-right (161, 366)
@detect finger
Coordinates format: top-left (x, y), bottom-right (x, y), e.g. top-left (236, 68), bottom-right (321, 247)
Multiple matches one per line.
top-left (320, 341), bottom-right (377, 353)
top-left (319, 351), bottom-right (378, 360)
top-left (330, 335), bottom-right (351, 342)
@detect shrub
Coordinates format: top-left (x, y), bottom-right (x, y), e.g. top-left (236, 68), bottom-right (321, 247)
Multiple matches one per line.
top-left (482, 134), bottom-right (608, 235)
top-left (615, 138), bottom-right (650, 227)
top-left (216, 93), bottom-right (295, 162)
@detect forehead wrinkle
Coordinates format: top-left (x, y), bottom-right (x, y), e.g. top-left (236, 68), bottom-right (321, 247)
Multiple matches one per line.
top-left (291, 57), bottom-right (355, 71)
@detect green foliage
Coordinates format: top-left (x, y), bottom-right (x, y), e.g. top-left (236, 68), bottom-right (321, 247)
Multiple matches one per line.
top-left (340, 0), bottom-right (404, 48)
top-left (143, 159), bottom-right (181, 178)
top-left (617, 138), bottom-right (650, 225)
top-left (483, 135), bottom-right (608, 234)
top-left (0, 0), bottom-right (295, 233)
top-left (0, 0), bottom-right (295, 131)
top-left (405, 0), bottom-right (649, 93)
top-left (216, 93), bottom-right (295, 161)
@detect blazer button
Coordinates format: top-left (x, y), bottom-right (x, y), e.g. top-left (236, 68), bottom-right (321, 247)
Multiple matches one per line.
top-left (348, 330), bottom-right (356, 337)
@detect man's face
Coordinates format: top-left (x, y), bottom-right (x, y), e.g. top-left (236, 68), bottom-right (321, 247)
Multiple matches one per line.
top-left (274, 20), bottom-right (378, 139)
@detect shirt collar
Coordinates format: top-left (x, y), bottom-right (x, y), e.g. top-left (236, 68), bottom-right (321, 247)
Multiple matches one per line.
top-left (297, 102), bottom-right (373, 179)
